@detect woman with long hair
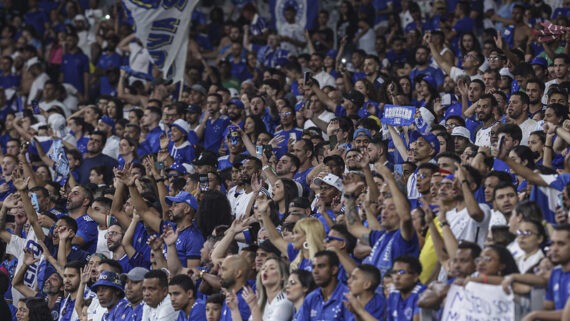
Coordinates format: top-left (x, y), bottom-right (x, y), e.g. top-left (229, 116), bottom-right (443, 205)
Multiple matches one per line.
top-left (508, 146), bottom-right (536, 194)
top-left (354, 79), bottom-right (380, 118)
top-left (466, 245), bottom-right (519, 285)
top-left (118, 137), bottom-right (140, 169)
top-left (243, 257), bottom-right (295, 321)
top-left (271, 178), bottom-right (301, 221)
top-left (196, 190), bottom-right (233, 237)
top-left (260, 197), bottom-right (325, 271)
top-left (286, 269), bottom-right (316, 320)
top-left (16, 297), bottom-right (53, 321)
top-left (244, 115), bottom-right (268, 145)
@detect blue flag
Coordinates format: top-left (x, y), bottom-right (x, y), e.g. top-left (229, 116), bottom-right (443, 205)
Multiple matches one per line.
top-left (382, 105), bottom-right (416, 126)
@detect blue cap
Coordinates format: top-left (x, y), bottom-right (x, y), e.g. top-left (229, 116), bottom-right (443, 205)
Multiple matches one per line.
top-left (168, 162), bottom-right (187, 175)
top-left (228, 98), bottom-right (244, 109)
top-left (353, 128), bottom-right (372, 140)
top-left (99, 116), bottom-right (115, 129)
top-left (410, 131), bottom-right (440, 156)
top-left (91, 271), bottom-right (124, 294)
top-left (530, 57), bottom-right (548, 68)
top-left (326, 49), bottom-right (338, 58)
top-left (443, 174), bottom-right (455, 181)
top-left (165, 191), bottom-right (198, 210)
top-left (187, 104), bottom-right (202, 114)
top-left (420, 75), bottom-right (437, 89)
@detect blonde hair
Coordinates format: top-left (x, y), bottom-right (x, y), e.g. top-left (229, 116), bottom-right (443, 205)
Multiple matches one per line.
top-left (256, 257), bottom-right (289, 315)
top-left (290, 217), bottom-right (325, 271)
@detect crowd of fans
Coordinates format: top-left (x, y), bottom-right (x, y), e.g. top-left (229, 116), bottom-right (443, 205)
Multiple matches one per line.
top-left (2, 0), bottom-right (570, 321)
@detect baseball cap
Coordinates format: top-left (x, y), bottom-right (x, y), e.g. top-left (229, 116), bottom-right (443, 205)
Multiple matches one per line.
top-left (99, 116), bottom-right (115, 129)
top-left (168, 162), bottom-right (187, 175)
top-left (171, 119), bottom-right (190, 136)
top-left (187, 104), bottom-right (202, 114)
top-left (530, 57), bottom-right (548, 69)
top-left (192, 151), bottom-right (218, 167)
top-left (410, 131), bottom-right (440, 155)
top-left (343, 90), bottom-right (365, 108)
top-left (314, 173), bottom-right (343, 192)
top-left (499, 67), bottom-right (514, 79)
top-left (191, 84), bottom-right (207, 95)
top-left (165, 191), bottom-right (198, 210)
top-left (120, 267), bottom-right (149, 282)
top-left (91, 271), bottom-right (124, 294)
top-left (451, 126), bottom-right (473, 143)
top-left (353, 128), bottom-right (372, 140)
top-left (323, 155), bottom-right (345, 168)
top-left (420, 75), bottom-right (437, 89)
top-left (228, 98), bottom-right (244, 109)
top-left (326, 49), bottom-right (338, 58)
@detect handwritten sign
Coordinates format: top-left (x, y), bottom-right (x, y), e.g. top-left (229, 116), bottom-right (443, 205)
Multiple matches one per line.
top-left (382, 105), bottom-right (416, 126)
top-left (442, 284), bottom-right (514, 321)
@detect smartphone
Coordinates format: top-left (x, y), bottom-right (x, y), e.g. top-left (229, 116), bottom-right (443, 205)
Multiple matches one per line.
top-left (263, 145), bottom-right (273, 160)
top-left (199, 174), bottom-right (209, 192)
top-left (31, 193), bottom-right (40, 213)
top-left (256, 145), bottom-right (263, 158)
top-left (341, 58), bottom-right (347, 65)
top-left (229, 127), bottom-right (240, 145)
top-left (289, 132), bottom-right (297, 143)
top-left (155, 161), bottom-right (165, 170)
top-left (32, 100), bottom-right (41, 114)
top-left (303, 71), bottom-right (312, 85)
top-left (441, 94), bottom-right (451, 106)
top-left (329, 135), bottom-right (338, 149)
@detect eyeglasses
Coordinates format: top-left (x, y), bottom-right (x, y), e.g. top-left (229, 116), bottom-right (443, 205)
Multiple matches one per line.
top-left (325, 236), bottom-right (345, 243)
top-left (391, 269), bottom-right (412, 276)
top-left (516, 229), bottom-right (537, 238)
top-left (105, 231), bottom-right (123, 239)
top-left (279, 112), bottom-right (292, 117)
top-left (474, 256), bottom-right (496, 264)
top-left (445, 123), bottom-right (458, 129)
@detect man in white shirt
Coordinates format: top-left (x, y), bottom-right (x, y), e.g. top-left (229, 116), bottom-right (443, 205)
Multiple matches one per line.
top-left (141, 270), bottom-right (177, 321)
top-left (27, 62), bottom-right (50, 104)
top-left (97, 116), bottom-right (120, 160)
top-left (542, 53), bottom-right (569, 104)
top-left (310, 53), bottom-right (335, 88)
top-left (277, 6), bottom-right (306, 56)
top-left (506, 92), bottom-right (541, 145)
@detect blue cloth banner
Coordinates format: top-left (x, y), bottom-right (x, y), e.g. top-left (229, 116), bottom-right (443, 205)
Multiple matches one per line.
top-left (382, 105), bottom-right (416, 126)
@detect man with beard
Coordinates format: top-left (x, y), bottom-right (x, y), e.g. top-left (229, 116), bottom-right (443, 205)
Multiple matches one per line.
top-left (297, 251), bottom-right (353, 320)
top-left (489, 182), bottom-right (518, 229)
top-left (59, 261), bottom-right (82, 321)
top-left (130, 188), bottom-right (203, 273)
top-left (248, 95), bottom-right (279, 135)
top-left (543, 54), bottom-right (569, 105)
top-left (120, 267), bottom-right (148, 321)
top-left (345, 149), bottom-right (363, 171)
top-left (78, 131), bottom-right (118, 184)
top-left (168, 274), bottom-right (206, 321)
top-left (363, 55), bottom-right (385, 90)
top-left (290, 139), bottom-right (314, 194)
top-left (142, 270), bottom-right (177, 321)
top-left (274, 105), bottom-right (303, 159)
top-left (233, 157), bottom-right (262, 219)
top-left (90, 271), bottom-right (129, 321)
top-left (386, 256), bottom-right (426, 321)
top-left (366, 137), bottom-right (391, 171)
top-left (474, 94), bottom-right (500, 147)
top-left (506, 92), bottom-right (541, 145)
top-left (275, 153), bottom-right (300, 179)
top-left (195, 93), bottom-right (231, 154)
top-left (525, 79), bottom-right (545, 119)
top-left (64, 185), bottom-right (98, 253)
top-left (482, 171), bottom-right (513, 207)
top-left (415, 163), bottom-right (439, 205)
top-left (219, 255), bottom-right (251, 321)
top-left (219, 99), bottom-right (246, 155)
top-left (218, 135), bottom-right (247, 171)
top-left (97, 116), bottom-right (120, 160)
top-left (313, 174), bottom-right (343, 233)
top-left (404, 132), bottom-right (440, 209)
top-left (518, 225), bottom-right (570, 321)
top-left (106, 223), bottom-right (131, 273)
top-left (410, 45), bottom-right (444, 88)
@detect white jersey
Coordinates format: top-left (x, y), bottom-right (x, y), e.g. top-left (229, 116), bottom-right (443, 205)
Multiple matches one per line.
top-left (7, 229), bottom-right (45, 303)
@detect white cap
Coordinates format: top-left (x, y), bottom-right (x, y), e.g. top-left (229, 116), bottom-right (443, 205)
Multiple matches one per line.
top-left (499, 67), bottom-right (514, 79)
top-left (171, 119), bottom-right (190, 135)
top-left (451, 126), bottom-right (473, 143)
top-left (314, 174), bottom-right (343, 192)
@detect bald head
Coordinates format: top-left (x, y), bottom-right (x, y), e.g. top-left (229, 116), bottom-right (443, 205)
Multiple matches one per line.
top-left (219, 255), bottom-right (249, 290)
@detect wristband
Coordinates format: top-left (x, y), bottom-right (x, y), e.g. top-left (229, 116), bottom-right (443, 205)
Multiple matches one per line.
top-left (440, 221), bottom-right (450, 228)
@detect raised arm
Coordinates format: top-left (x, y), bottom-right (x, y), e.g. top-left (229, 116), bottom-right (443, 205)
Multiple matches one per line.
top-left (456, 165), bottom-right (484, 222)
top-left (162, 225), bottom-right (184, 275)
top-left (342, 179), bottom-right (372, 245)
top-left (426, 34), bottom-right (452, 75)
top-left (376, 164), bottom-right (414, 240)
top-left (258, 198), bottom-right (288, 254)
top-left (12, 249), bottom-right (39, 298)
top-left (211, 217), bottom-right (251, 265)
top-left (387, 126), bottom-right (410, 161)
top-left (121, 213), bottom-right (140, 259)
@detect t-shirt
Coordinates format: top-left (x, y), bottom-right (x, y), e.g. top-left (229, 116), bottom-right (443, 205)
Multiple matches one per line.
top-left (61, 51), bottom-right (89, 94)
top-left (545, 266), bottom-right (570, 310)
top-left (160, 221), bottom-right (204, 267)
top-left (387, 284), bottom-right (426, 321)
top-left (446, 204), bottom-right (491, 248)
top-left (297, 283), bottom-right (354, 321)
top-left (364, 229), bottom-right (419, 277)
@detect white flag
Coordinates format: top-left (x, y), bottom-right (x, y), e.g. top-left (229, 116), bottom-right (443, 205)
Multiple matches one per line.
top-left (122, 0), bottom-right (199, 84)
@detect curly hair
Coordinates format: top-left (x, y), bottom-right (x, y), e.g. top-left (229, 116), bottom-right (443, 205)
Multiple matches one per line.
top-left (23, 298), bottom-right (53, 321)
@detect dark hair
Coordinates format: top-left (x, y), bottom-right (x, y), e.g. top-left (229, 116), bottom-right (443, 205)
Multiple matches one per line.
top-left (282, 153), bottom-right (300, 170)
top-left (463, 165), bottom-right (483, 189)
top-left (314, 250), bottom-right (340, 270)
top-left (486, 245), bottom-right (519, 276)
top-left (485, 171), bottom-right (513, 184)
top-left (64, 260), bottom-right (84, 273)
top-left (291, 269), bottom-right (316, 293)
top-left (330, 224), bottom-right (357, 253)
top-left (169, 274), bottom-right (196, 294)
top-left (144, 270), bottom-right (169, 289)
top-left (357, 264), bottom-right (381, 292)
top-left (547, 103), bottom-right (569, 123)
top-left (492, 181), bottom-right (516, 201)
top-left (58, 216), bottom-right (78, 234)
top-left (98, 259), bottom-right (123, 273)
top-left (436, 151), bottom-right (461, 164)
top-left (22, 297), bottom-right (52, 321)
top-left (91, 130), bottom-right (108, 147)
top-left (197, 190), bottom-right (233, 237)
top-left (206, 293), bottom-right (225, 305)
top-left (457, 241), bottom-right (482, 259)
top-left (510, 146), bottom-right (536, 170)
top-left (393, 255), bottom-right (422, 275)
top-left (514, 200), bottom-right (543, 223)
top-left (497, 124), bottom-right (522, 144)
top-left (510, 91), bottom-right (530, 106)
top-left (281, 178), bottom-right (301, 217)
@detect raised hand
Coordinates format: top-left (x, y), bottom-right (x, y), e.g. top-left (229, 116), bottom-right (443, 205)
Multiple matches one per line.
top-left (3, 193), bottom-right (21, 209)
top-left (12, 171), bottom-right (29, 191)
top-left (80, 264), bottom-right (91, 284)
top-left (342, 174), bottom-right (364, 195)
top-left (161, 225), bottom-right (179, 247)
top-left (242, 286), bottom-right (257, 307)
top-left (58, 225), bottom-right (74, 241)
top-left (159, 133), bottom-right (170, 150)
top-left (23, 248), bottom-right (39, 266)
top-left (147, 234), bottom-right (164, 252)
top-left (226, 289), bottom-right (238, 310)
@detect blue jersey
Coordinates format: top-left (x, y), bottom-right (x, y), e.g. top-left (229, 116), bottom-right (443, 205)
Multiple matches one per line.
top-left (58, 295), bottom-right (76, 321)
top-left (168, 141), bottom-right (196, 165)
top-left (546, 266), bottom-right (570, 310)
top-left (287, 243), bottom-right (312, 272)
top-left (161, 221), bottom-right (204, 267)
top-left (74, 214), bottom-right (99, 254)
top-left (294, 166), bottom-right (313, 196)
top-left (204, 116), bottom-right (231, 154)
top-left (273, 128), bottom-right (302, 159)
top-left (118, 302), bottom-right (143, 321)
top-left (363, 229), bottom-right (419, 277)
top-left (387, 284), bottom-right (426, 321)
top-left (142, 126), bottom-right (164, 155)
top-left (130, 223), bottom-right (151, 269)
top-left (297, 282), bottom-right (354, 321)
top-left (365, 293), bottom-right (387, 320)
top-left (220, 287), bottom-right (251, 321)
top-left (177, 299), bottom-right (206, 321)
top-left (61, 51), bottom-right (89, 94)
top-left (104, 298), bottom-right (129, 321)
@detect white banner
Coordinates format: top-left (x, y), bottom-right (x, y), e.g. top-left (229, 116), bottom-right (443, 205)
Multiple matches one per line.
top-left (442, 284), bottom-right (515, 321)
top-left (122, 0), bottom-right (199, 84)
